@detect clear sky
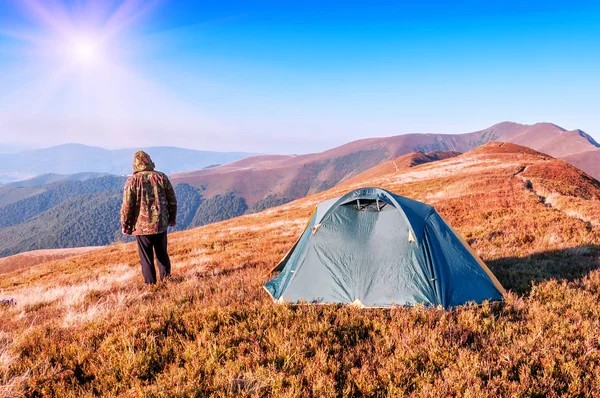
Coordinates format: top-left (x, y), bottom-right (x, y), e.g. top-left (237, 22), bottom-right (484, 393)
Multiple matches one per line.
top-left (0, 0), bottom-right (599, 154)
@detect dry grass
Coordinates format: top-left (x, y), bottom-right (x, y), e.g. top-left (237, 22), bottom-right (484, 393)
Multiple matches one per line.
top-left (0, 247), bottom-right (103, 276)
top-left (1, 143), bottom-right (600, 396)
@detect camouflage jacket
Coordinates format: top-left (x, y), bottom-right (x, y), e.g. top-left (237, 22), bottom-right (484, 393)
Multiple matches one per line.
top-left (120, 151), bottom-right (177, 236)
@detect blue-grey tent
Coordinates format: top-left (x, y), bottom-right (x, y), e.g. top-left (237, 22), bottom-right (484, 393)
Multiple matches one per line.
top-left (264, 187), bottom-right (505, 309)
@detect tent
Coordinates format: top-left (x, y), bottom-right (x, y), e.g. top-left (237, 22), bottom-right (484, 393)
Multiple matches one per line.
top-left (264, 187), bottom-right (505, 309)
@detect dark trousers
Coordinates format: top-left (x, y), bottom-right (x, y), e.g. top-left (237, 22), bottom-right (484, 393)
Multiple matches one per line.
top-left (136, 232), bottom-right (171, 284)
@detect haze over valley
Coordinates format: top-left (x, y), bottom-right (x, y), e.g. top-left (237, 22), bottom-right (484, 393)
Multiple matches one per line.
top-left (0, 145), bottom-right (255, 184)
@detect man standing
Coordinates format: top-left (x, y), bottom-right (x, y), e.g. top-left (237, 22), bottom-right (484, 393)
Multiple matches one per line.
top-left (120, 151), bottom-right (177, 284)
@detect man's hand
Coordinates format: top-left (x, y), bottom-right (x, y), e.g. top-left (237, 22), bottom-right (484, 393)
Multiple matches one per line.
top-left (122, 227), bottom-right (132, 235)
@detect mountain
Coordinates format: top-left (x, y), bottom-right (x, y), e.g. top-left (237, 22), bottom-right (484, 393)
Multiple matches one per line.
top-left (0, 147), bottom-right (458, 257)
top-left (170, 122), bottom-right (599, 210)
top-left (0, 176), bottom-right (127, 230)
top-left (0, 172), bottom-right (114, 208)
top-left (492, 123), bottom-right (599, 157)
top-left (1, 121), bottom-right (597, 185)
top-left (0, 143), bottom-right (37, 154)
top-left (0, 185), bottom-right (46, 208)
top-left (0, 144), bottom-right (256, 183)
top-left (343, 150), bottom-right (461, 185)
top-left (169, 148), bottom-right (462, 209)
top-left (0, 191), bottom-right (128, 257)
top-left (562, 148), bottom-right (600, 180)
top-left (4, 172), bottom-right (111, 188)
top-left (0, 172), bottom-right (34, 185)
top-left (2, 121), bottom-right (599, 257)
top-left (469, 122), bottom-right (600, 180)
top-left (0, 176), bottom-right (264, 257)
top-left (1, 142), bottom-right (600, 396)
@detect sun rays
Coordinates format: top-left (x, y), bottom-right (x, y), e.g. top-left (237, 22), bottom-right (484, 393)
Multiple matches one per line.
top-left (0, 0), bottom-right (215, 147)
top-left (3, 0), bottom-right (156, 70)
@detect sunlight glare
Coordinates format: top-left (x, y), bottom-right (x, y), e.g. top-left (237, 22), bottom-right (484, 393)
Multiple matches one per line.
top-left (70, 37), bottom-right (101, 66)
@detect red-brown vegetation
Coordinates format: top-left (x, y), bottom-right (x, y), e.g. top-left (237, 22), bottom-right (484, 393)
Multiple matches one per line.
top-left (0, 247), bottom-right (103, 276)
top-left (1, 142), bottom-right (600, 396)
top-left (343, 150), bottom-right (460, 185)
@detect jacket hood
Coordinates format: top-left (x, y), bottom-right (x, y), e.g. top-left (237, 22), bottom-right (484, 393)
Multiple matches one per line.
top-left (132, 151), bottom-right (155, 173)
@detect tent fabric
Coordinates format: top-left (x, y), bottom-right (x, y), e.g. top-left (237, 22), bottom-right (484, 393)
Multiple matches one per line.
top-left (264, 187), bottom-right (505, 309)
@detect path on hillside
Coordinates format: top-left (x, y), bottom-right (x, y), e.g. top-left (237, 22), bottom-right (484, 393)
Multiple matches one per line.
top-left (514, 166), bottom-right (600, 227)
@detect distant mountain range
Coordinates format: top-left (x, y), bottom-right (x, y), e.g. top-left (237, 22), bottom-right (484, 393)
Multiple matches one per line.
top-left (0, 148), bottom-right (455, 257)
top-left (0, 173), bottom-right (112, 208)
top-left (4, 172), bottom-right (110, 187)
top-left (0, 144), bottom-right (256, 184)
top-left (170, 122), bottom-right (600, 209)
top-left (562, 148), bottom-right (600, 180)
top-left (1, 121), bottom-right (599, 257)
top-left (0, 143), bottom-right (37, 154)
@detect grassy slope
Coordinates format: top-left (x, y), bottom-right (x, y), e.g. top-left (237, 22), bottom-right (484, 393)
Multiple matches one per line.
top-left (2, 142), bottom-right (600, 396)
top-left (343, 150), bottom-right (461, 186)
top-left (0, 247), bottom-right (103, 275)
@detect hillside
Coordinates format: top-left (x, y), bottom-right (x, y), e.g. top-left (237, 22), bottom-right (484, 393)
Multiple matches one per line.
top-left (0, 176), bottom-right (127, 229)
top-left (0, 144), bottom-right (255, 183)
top-left (0, 172), bottom-right (111, 208)
top-left (0, 191), bottom-right (129, 257)
top-left (1, 142), bottom-right (600, 396)
top-left (0, 185), bottom-right (45, 208)
top-left (562, 148), bottom-right (600, 181)
top-left (0, 149), bottom-right (454, 257)
top-left (4, 172), bottom-right (111, 188)
top-left (0, 175), bottom-right (264, 257)
top-left (1, 122), bottom-right (598, 257)
top-left (171, 122), bottom-right (600, 212)
top-left (343, 150), bottom-right (461, 185)
top-left (485, 122), bottom-right (599, 157)
top-left (0, 247), bottom-right (102, 275)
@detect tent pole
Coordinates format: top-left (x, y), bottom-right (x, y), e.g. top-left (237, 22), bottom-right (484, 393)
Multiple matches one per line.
top-left (376, 198), bottom-right (380, 211)
top-left (357, 199), bottom-right (360, 210)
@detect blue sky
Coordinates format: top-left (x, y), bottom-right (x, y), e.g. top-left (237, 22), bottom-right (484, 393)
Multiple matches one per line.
top-left (0, 0), bottom-right (599, 153)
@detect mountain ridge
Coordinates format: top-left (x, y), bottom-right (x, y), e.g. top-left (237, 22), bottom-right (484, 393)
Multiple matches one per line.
top-left (171, 121), bottom-right (600, 209)
top-left (0, 144), bottom-right (257, 183)
top-left (2, 121), bottom-right (600, 257)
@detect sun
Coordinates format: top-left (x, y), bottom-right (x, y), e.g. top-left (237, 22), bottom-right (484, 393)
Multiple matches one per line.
top-left (75, 40), bottom-right (95, 61)
top-left (69, 36), bottom-right (102, 66)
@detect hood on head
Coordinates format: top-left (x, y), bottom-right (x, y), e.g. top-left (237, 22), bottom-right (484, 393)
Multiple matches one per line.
top-left (133, 151), bottom-right (155, 173)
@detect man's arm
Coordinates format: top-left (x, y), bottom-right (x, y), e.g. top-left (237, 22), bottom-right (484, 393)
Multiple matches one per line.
top-left (120, 178), bottom-right (137, 234)
top-left (165, 176), bottom-right (177, 226)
